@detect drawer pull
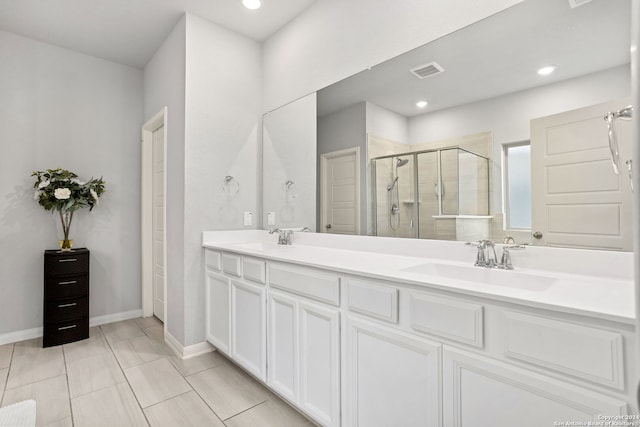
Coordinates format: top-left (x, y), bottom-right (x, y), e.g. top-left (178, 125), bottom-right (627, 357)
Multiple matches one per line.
top-left (57, 324), bottom-right (77, 331)
top-left (58, 303), bottom-right (77, 308)
top-left (58, 258), bottom-right (78, 263)
top-left (58, 280), bottom-right (77, 285)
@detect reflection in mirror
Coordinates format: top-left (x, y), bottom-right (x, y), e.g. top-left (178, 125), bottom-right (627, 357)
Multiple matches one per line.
top-left (316, 0), bottom-right (633, 250)
top-left (372, 146), bottom-right (490, 241)
top-left (263, 93), bottom-right (317, 231)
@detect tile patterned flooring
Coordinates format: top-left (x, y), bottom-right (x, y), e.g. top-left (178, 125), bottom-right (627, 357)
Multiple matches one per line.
top-left (0, 317), bottom-right (314, 426)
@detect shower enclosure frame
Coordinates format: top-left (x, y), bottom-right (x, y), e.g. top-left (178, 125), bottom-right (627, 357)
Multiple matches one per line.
top-left (371, 146), bottom-right (490, 239)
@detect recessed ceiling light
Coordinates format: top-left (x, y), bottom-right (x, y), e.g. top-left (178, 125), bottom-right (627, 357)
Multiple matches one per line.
top-left (537, 65), bottom-right (556, 76)
top-left (242, 0), bottom-right (261, 9)
top-left (416, 100), bottom-right (428, 108)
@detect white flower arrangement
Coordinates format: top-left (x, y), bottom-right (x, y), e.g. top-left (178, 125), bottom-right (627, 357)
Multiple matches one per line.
top-left (54, 188), bottom-right (71, 200)
top-left (32, 168), bottom-right (106, 250)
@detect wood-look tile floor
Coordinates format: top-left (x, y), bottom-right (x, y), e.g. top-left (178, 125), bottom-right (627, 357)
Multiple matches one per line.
top-left (0, 317), bottom-right (314, 427)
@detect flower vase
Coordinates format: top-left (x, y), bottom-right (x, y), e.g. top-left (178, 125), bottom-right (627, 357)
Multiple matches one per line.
top-left (58, 211), bottom-right (74, 251)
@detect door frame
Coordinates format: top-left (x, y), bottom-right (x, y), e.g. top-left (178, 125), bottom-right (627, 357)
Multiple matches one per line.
top-left (141, 107), bottom-right (167, 322)
top-left (320, 147), bottom-right (361, 235)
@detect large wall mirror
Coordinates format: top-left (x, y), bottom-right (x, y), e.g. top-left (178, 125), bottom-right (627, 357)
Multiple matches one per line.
top-left (317, 0), bottom-right (633, 251)
top-left (265, 0), bottom-right (634, 251)
top-left (263, 93), bottom-right (317, 231)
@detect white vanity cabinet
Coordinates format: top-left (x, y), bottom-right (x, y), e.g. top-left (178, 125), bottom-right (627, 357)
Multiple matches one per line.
top-left (203, 242), bottom-right (635, 427)
top-left (230, 279), bottom-right (266, 381)
top-left (205, 250), bottom-right (267, 381)
top-left (205, 251), bottom-right (230, 354)
top-left (268, 263), bottom-right (341, 427)
top-left (443, 347), bottom-right (626, 427)
top-left (346, 317), bottom-right (441, 427)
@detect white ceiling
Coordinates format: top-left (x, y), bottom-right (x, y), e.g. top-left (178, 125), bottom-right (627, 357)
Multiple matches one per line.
top-left (0, 0), bottom-right (317, 68)
top-left (318, 0), bottom-right (631, 118)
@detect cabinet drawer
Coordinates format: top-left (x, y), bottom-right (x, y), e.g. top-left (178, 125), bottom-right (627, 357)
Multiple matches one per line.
top-left (43, 318), bottom-right (89, 348)
top-left (44, 275), bottom-right (89, 300)
top-left (45, 250), bottom-right (89, 276)
top-left (503, 311), bottom-right (624, 390)
top-left (347, 278), bottom-right (398, 323)
top-left (269, 263), bottom-right (340, 306)
top-left (243, 257), bottom-right (266, 284)
top-left (409, 292), bottom-right (483, 348)
top-left (205, 249), bottom-right (222, 271)
top-left (222, 253), bottom-right (242, 277)
top-left (45, 296), bottom-right (89, 323)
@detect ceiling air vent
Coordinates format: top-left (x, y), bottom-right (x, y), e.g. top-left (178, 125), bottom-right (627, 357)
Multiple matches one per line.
top-left (568, 0), bottom-right (593, 8)
top-left (410, 62), bottom-right (444, 79)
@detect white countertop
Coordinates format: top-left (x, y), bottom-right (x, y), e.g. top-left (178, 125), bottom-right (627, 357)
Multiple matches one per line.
top-left (202, 230), bottom-right (635, 325)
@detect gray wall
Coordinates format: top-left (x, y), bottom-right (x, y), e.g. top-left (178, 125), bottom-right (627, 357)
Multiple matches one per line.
top-left (0, 30), bottom-right (144, 338)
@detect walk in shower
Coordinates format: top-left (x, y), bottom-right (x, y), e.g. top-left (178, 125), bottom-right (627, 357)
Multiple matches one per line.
top-left (371, 147), bottom-right (490, 240)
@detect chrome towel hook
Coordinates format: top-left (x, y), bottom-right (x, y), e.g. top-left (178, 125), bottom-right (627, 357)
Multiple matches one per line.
top-left (603, 105), bottom-right (633, 175)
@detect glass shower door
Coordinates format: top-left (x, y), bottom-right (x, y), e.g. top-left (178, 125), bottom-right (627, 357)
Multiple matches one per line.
top-left (417, 151), bottom-right (439, 239)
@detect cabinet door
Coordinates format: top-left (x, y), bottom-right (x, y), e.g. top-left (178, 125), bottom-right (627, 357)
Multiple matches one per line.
top-left (347, 317), bottom-right (441, 427)
top-left (231, 280), bottom-right (266, 381)
top-left (299, 301), bottom-right (340, 427)
top-left (267, 290), bottom-right (299, 403)
top-left (443, 347), bottom-right (627, 427)
top-left (205, 271), bottom-right (230, 354)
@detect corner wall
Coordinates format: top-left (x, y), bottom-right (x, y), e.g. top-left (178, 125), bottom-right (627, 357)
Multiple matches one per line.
top-left (144, 14), bottom-right (262, 347)
top-left (183, 14), bottom-right (262, 346)
top-left (143, 16), bottom-right (187, 344)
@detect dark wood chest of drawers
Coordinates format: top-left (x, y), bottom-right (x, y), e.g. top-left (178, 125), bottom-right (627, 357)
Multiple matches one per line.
top-left (43, 248), bottom-right (90, 347)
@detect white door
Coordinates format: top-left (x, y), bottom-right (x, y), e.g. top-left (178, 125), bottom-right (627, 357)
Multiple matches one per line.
top-left (531, 99), bottom-right (632, 250)
top-left (299, 301), bottom-right (340, 427)
top-left (442, 347), bottom-right (626, 427)
top-left (205, 271), bottom-right (230, 354)
top-left (152, 125), bottom-right (166, 321)
top-left (321, 148), bottom-right (360, 234)
top-left (347, 318), bottom-right (441, 427)
top-left (231, 280), bottom-right (266, 381)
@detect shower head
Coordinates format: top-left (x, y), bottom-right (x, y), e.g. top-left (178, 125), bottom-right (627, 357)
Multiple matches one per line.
top-left (396, 158), bottom-right (409, 167)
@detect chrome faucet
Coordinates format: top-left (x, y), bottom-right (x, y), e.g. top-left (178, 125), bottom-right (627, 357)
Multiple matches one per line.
top-left (485, 240), bottom-right (498, 268)
top-left (468, 239), bottom-right (524, 269)
top-left (269, 228), bottom-right (293, 245)
top-left (498, 244), bottom-right (526, 270)
top-left (471, 240), bottom-right (487, 266)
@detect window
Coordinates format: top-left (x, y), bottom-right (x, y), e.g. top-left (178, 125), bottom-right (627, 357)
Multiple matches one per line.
top-left (503, 142), bottom-right (531, 230)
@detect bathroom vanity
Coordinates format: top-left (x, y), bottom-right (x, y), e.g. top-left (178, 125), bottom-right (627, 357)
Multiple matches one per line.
top-left (202, 230), bottom-right (636, 426)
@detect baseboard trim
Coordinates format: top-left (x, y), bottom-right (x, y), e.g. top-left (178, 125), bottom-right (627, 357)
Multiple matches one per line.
top-left (89, 309), bottom-right (143, 327)
top-left (0, 327), bottom-right (43, 346)
top-left (164, 331), bottom-right (214, 360)
top-left (0, 309), bottom-right (143, 346)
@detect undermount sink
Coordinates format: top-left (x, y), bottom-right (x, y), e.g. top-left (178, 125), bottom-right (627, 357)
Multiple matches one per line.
top-left (401, 263), bottom-right (556, 291)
